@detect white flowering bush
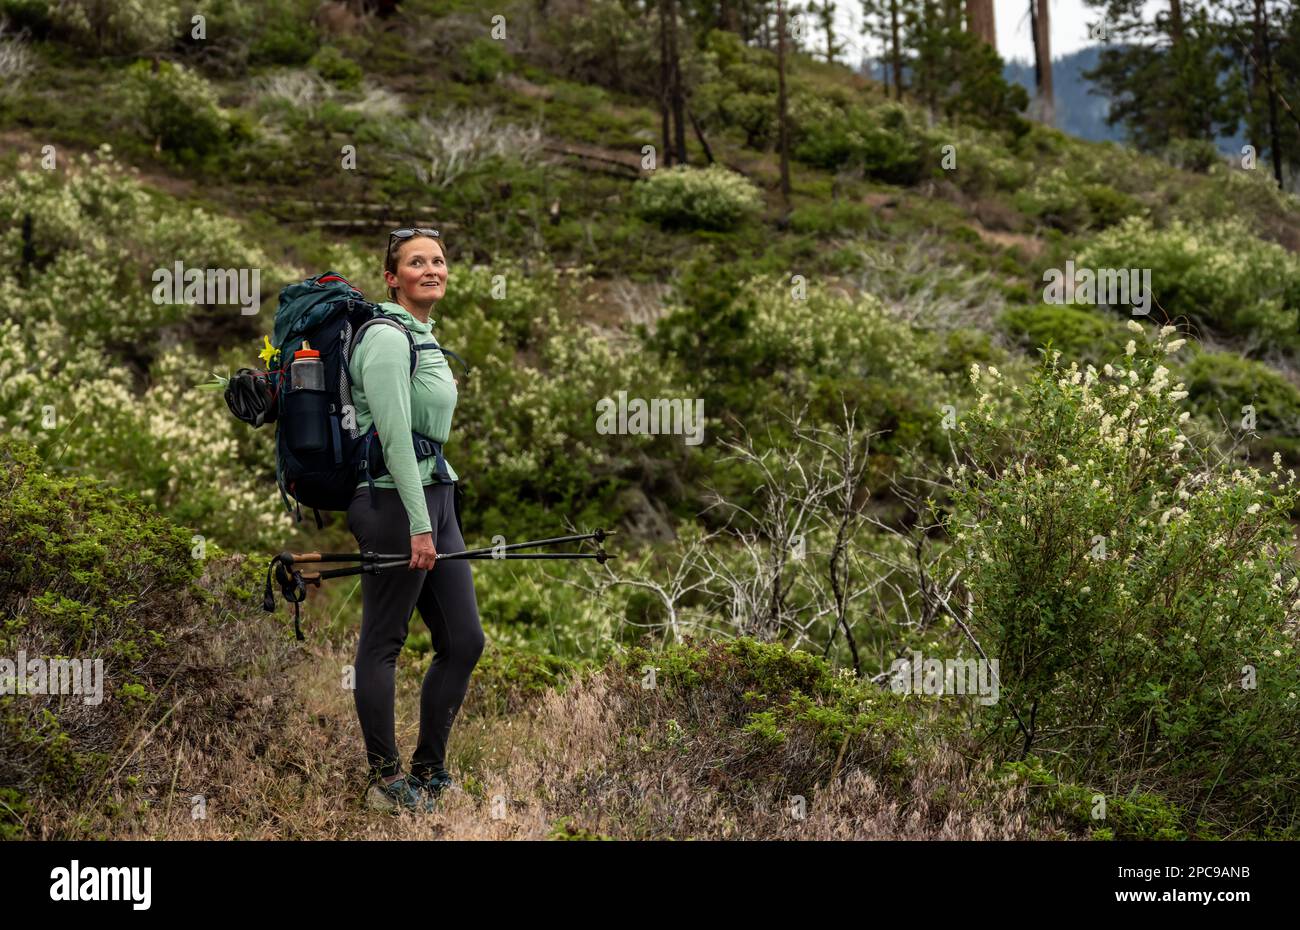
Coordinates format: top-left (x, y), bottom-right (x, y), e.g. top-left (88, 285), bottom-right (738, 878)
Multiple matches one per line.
top-left (1079, 216), bottom-right (1300, 350)
top-left (951, 322), bottom-right (1300, 835)
top-left (656, 270), bottom-right (982, 460)
top-left (633, 164), bottom-right (763, 231)
top-left (433, 261), bottom-right (693, 540)
top-left (0, 147), bottom-right (292, 340)
top-left (50, 0), bottom-right (181, 54)
top-left (0, 18), bottom-right (34, 96)
top-left (0, 147), bottom-right (298, 548)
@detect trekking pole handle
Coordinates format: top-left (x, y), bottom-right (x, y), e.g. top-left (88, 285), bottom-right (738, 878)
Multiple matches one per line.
top-left (280, 551), bottom-right (407, 565)
top-left (298, 560), bottom-right (411, 584)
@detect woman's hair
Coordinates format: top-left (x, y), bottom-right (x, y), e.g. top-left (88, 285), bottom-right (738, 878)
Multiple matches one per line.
top-left (384, 233), bottom-right (447, 301)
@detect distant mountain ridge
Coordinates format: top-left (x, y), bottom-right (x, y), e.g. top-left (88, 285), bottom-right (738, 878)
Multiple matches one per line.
top-left (1004, 46), bottom-right (1245, 154)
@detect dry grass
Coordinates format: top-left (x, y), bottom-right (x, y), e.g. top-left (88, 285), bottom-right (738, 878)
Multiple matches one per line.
top-left (95, 634), bottom-right (1059, 841)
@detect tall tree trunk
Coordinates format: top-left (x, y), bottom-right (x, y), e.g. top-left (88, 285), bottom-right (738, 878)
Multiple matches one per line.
top-left (922, 0), bottom-right (939, 115)
top-left (1257, 0), bottom-right (1285, 186)
top-left (890, 0), bottom-right (903, 100)
top-left (966, 0), bottom-right (996, 48)
top-left (659, 0), bottom-right (673, 166)
top-left (777, 0), bottom-right (792, 205)
top-left (826, 10), bottom-right (835, 64)
top-left (1247, 9), bottom-right (1262, 160)
top-left (720, 0), bottom-right (738, 32)
top-left (666, 0), bottom-right (688, 165)
top-left (1032, 0), bottom-right (1054, 124)
top-left (1169, 0), bottom-right (1184, 45)
top-left (1030, 0), bottom-right (1040, 89)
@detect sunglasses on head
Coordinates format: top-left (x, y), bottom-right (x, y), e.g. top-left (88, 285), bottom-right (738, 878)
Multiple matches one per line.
top-left (386, 227), bottom-right (441, 261)
top-left (389, 227), bottom-right (440, 243)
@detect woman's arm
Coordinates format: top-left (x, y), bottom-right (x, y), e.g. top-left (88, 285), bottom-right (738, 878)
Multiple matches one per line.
top-left (355, 325), bottom-right (433, 538)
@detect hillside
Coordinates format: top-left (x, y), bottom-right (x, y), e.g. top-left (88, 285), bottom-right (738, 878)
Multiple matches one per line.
top-left (1, 0), bottom-right (1299, 842)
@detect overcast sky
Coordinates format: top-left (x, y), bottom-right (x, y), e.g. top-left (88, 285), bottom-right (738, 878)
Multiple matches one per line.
top-left (830, 1), bottom-right (1165, 66)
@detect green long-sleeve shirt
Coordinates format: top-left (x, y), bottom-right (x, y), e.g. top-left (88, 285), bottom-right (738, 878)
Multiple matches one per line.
top-left (348, 301), bottom-right (459, 536)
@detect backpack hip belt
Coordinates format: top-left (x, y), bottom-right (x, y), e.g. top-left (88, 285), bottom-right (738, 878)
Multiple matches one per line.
top-left (358, 426), bottom-right (455, 507)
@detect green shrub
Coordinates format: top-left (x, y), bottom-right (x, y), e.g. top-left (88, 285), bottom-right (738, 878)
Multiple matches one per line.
top-left (308, 45), bottom-right (362, 90)
top-left (0, 437), bottom-right (296, 838)
top-left (617, 638), bottom-right (934, 794)
top-left (954, 324), bottom-right (1300, 837)
top-left (432, 260), bottom-right (694, 545)
top-left (652, 261), bottom-right (970, 462)
top-left (633, 164), bottom-right (763, 231)
top-left (0, 0), bottom-right (55, 35)
top-left (694, 32), bottom-right (778, 149)
top-left (1179, 349), bottom-right (1300, 460)
top-left (121, 60), bottom-right (237, 167)
top-left (1079, 216), bottom-right (1300, 350)
top-left (458, 36), bottom-right (513, 84)
top-left (947, 134), bottom-right (1032, 197)
top-left (463, 643), bottom-right (591, 715)
top-left (787, 200), bottom-right (876, 235)
top-left (790, 97), bottom-right (925, 185)
top-left (1015, 167), bottom-right (1141, 231)
top-left (1161, 138), bottom-right (1223, 173)
top-left (247, 2), bottom-right (318, 66)
top-left (999, 758), bottom-right (1190, 840)
top-left (999, 304), bottom-right (1130, 366)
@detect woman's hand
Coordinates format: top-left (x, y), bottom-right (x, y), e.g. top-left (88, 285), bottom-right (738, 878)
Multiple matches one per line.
top-left (410, 532), bottom-right (437, 571)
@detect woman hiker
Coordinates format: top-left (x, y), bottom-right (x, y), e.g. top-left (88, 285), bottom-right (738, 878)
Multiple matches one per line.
top-left (347, 227), bottom-right (484, 812)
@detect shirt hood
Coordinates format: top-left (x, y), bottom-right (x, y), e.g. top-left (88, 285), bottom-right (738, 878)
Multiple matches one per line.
top-left (378, 300), bottom-right (435, 335)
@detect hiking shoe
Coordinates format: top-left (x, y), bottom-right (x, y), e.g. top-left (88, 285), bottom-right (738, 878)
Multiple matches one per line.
top-left (409, 769), bottom-right (455, 803)
top-left (366, 775), bottom-right (435, 814)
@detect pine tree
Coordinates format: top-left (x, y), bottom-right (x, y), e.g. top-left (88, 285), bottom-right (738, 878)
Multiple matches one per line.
top-left (1083, 0), bottom-right (1242, 151)
top-left (861, 0), bottom-right (913, 99)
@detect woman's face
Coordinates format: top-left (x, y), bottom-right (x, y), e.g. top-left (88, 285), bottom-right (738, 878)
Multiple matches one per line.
top-left (387, 237), bottom-right (447, 303)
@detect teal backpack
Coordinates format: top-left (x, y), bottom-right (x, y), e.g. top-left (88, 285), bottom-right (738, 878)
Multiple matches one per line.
top-left (236, 271), bottom-right (470, 526)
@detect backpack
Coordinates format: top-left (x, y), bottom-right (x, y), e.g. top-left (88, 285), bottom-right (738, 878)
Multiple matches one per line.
top-left (234, 271), bottom-right (470, 527)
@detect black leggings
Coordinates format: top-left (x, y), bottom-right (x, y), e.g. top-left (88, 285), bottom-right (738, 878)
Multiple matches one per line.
top-left (347, 482), bottom-right (485, 782)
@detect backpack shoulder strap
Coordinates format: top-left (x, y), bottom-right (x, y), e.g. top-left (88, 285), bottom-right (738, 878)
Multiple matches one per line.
top-left (351, 315), bottom-right (419, 379)
top-left (415, 344), bottom-right (471, 383)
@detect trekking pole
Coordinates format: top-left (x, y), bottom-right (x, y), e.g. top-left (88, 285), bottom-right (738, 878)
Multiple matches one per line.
top-left (263, 531), bottom-right (617, 641)
top-left (294, 551), bottom-right (615, 585)
top-left (274, 529), bottom-right (616, 567)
